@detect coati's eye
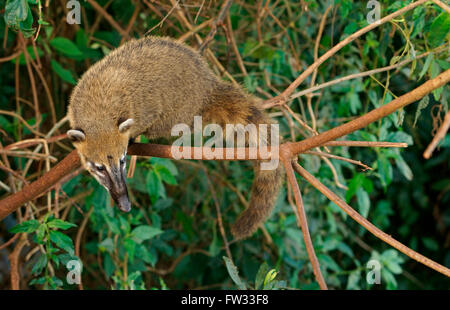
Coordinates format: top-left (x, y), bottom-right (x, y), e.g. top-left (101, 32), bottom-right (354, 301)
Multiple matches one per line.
top-left (95, 164), bottom-right (105, 172)
top-left (120, 156), bottom-right (126, 165)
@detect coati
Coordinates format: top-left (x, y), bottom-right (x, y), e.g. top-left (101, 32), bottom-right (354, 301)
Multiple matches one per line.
top-left (67, 36), bottom-right (282, 240)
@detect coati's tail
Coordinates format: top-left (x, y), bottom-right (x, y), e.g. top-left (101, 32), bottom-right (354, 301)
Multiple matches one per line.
top-left (202, 82), bottom-right (283, 240)
top-left (231, 159), bottom-right (283, 239)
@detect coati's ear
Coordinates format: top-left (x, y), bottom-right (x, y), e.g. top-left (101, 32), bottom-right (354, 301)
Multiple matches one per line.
top-left (118, 118), bottom-right (134, 133)
top-left (67, 129), bottom-right (86, 142)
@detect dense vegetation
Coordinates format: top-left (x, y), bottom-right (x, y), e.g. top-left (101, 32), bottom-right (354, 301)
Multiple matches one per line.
top-left (0, 0), bottom-right (449, 290)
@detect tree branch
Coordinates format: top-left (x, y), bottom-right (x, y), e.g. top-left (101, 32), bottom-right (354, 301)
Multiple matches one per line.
top-left (263, 0), bottom-right (429, 108)
top-left (423, 110), bottom-right (450, 159)
top-left (282, 69), bottom-right (450, 157)
top-left (283, 158), bottom-right (328, 289)
top-left (292, 162), bottom-right (450, 278)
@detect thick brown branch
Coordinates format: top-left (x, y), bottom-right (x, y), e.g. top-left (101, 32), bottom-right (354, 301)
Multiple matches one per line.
top-left (0, 151), bottom-right (80, 220)
top-left (283, 69), bottom-right (450, 157)
top-left (283, 158), bottom-right (327, 289)
top-left (292, 162), bottom-right (450, 278)
top-left (0, 65), bottom-right (446, 221)
top-left (0, 69), bottom-right (445, 222)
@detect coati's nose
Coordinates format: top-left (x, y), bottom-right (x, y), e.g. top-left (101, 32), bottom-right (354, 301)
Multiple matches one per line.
top-left (116, 195), bottom-right (131, 212)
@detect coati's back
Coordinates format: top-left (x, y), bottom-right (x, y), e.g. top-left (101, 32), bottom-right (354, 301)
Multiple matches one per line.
top-left (69, 36), bottom-right (221, 139)
top-left (67, 36), bottom-right (282, 240)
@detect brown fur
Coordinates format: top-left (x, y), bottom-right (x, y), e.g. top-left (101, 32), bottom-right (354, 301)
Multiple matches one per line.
top-left (68, 36), bottom-right (283, 240)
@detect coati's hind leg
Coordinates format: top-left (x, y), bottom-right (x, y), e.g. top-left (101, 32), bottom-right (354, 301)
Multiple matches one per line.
top-left (202, 82), bottom-right (283, 240)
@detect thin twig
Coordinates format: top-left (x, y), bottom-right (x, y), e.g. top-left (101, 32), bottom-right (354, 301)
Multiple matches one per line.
top-left (423, 110), bottom-right (450, 159)
top-left (292, 162), bottom-right (450, 278)
top-left (85, 0), bottom-right (128, 37)
top-left (263, 0), bottom-right (429, 108)
top-left (431, 0), bottom-right (450, 13)
top-left (306, 5), bottom-right (332, 132)
top-left (199, 0), bottom-right (233, 53)
top-left (322, 141), bottom-right (408, 148)
top-left (289, 44), bottom-right (448, 100)
top-left (75, 206), bottom-right (93, 290)
top-left (304, 151), bottom-right (372, 171)
top-left (282, 158), bottom-right (327, 289)
top-left (203, 166), bottom-right (233, 262)
top-left (283, 69), bottom-right (450, 156)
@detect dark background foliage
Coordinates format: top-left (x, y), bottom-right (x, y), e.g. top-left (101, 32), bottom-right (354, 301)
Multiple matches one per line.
top-left (0, 0), bottom-right (449, 289)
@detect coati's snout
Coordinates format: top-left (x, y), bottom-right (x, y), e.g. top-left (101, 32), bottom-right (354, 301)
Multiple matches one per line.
top-left (67, 119), bottom-right (135, 212)
top-left (99, 156), bottom-right (131, 213)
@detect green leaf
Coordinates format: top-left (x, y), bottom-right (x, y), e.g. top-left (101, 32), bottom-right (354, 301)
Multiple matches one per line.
top-left (150, 158), bottom-right (178, 176)
top-left (395, 156), bottom-right (413, 181)
top-left (413, 95), bottom-right (430, 127)
top-left (47, 219), bottom-right (77, 230)
top-left (342, 21), bottom-right (358, 36)
top-left (50, 37), bottom-right (83, 57)
top-left (4, 0), bottom-right (28, 29)
top-left (428, 12), bottom-right (450, 47)
top-left (131, 225), bottom-right (163, 243)
top-left (51, 60), bottom-right (77, 85)
top-left (19, 4), bottom-right (35, 38)
top-left (10, 219), bottom-right (40, 233)
top-left (98, 238), bottom-right (114, 253)
top-left (422, 237), bottom-right (439, 251)
top-left (208, 222), bottom-right (221, 257)
top-left (146, 170), bottom-right (160, 201)
top-left (29, 276), bottom-right (46, 286)
top-left (119, 216), bottom-right (131, 234)
top-left (75, 29), bottom-right (89, 47)
top-left (123, 237), bottom-right (137, 262)
top-left (49, 276), bottom-right (64, 288)
top-left (263, 269), bottom-right (278, 289)
top-left (382, 269), bottom-right (398, 289)
top-left (223, 256), bottom-right (247, 290)
top-left (346, 270), bottom-right (361, 290)
top-left (387, 131), bottom-right (413, 145)
top-left (49, 230), bottom-right (75, 254)
top-left (318, 254), bottom-right (341, 272)
top-left (356, 188), bottom-right (370, 218)
top-left (377, 155), bottom-right (393, 188)
top-left (348, 92), bottom-right (361, 114)
top-left (435, 59), bottom-right (450, 71)
top-left (337, 242), bottom-right (354, 258)
top-left (104, 215), bottom-right (121, 235)
top-left (255, 262), bottom-right (269, 290)
top-left (103, 254), bottom-right (115, 278)
top-left (31, 255), bottom-right (48, 276)
top-left (346, 173), bottom-right (364, 201)
top-left (137, 244), bottom-right (157, 266)
top-left (155, 165), bottom-right (177, 185)
top-left (385, 260), bottom-right (402, 275)
top-left (36, 224), bottom-right (46, 244)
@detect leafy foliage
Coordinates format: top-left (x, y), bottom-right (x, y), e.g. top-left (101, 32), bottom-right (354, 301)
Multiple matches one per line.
top-left (0, 0), bottom-right (449, 290)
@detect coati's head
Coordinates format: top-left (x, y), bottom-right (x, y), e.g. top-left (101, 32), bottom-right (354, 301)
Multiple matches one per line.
top-left (67, 118), bottom-right (134, 212)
